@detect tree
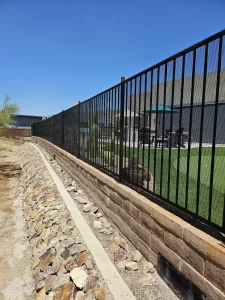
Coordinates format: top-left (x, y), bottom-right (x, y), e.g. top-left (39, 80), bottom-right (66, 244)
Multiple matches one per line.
top-left (0, 95), bottom-right (20, 128)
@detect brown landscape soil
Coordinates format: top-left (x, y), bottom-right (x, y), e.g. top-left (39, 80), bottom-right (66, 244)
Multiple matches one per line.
top-left (0, 140), bottom-right (34, 300)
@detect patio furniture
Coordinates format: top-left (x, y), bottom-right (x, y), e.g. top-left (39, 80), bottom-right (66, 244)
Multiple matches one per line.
top-left (139, 127), bottom-right (150, 146)
top-left (139, 128), bottom-right (155, 147)
top-left (155, 136), bottom-right (169, 148)
top-left (144, 106), bottom-right (177, 138)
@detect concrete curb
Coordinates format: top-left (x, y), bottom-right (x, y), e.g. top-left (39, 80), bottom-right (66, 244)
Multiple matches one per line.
top-left (31, 143), bottom-right (136, 300)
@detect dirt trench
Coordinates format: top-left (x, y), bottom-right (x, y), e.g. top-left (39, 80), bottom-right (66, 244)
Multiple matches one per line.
top-left (0, 141), bottom-right (34, 300)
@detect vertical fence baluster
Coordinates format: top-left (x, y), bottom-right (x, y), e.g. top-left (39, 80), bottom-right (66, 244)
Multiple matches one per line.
top-left (77, 102), bottom-right (80, 158)
top-left (137, 76), bottom-right (142, 186)
top-left (119, 77), bottom-right (125, 181)
top-left (167, 59), bottom-right (176, 200)
top-left (132, 78), bottom-right (137, 184)
top-left (153, 68), bottom-right (160, 193)
top-left (124, 82), bottom-right (128, 173)
top-left (185, 49), bottom-right (196, 210)
top-left (147, 71), bottom-right (153, 191)
top-left (160, 63), bottom-right (168, 197)
top-left (62, 110), bottom-right (64, 149)
top-left (196, 43), bottom-right (208, 216)
top-left (128, 81), bottom-right (132, 182)
top-left (209, 37), bottom-right (223, 223)
top-left (176, 54), bottom-right (186, 206)
top-left (142, 73), bottom-right (147, 188)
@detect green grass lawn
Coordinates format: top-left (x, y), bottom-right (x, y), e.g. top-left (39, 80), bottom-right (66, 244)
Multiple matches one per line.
top-left (100, 142), bottom-right (225, 226)
top-left (122, 146), bottom-right (225, 227)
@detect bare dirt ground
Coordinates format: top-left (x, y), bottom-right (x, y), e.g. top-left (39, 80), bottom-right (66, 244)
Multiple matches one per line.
top-left (0, 140), bottom-right (34, 300)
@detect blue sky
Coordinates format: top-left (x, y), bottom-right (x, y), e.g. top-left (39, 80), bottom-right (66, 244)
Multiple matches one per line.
top-left (0, 0), bottom-right (224, 116)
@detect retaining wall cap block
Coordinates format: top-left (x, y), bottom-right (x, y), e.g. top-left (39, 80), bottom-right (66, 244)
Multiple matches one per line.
top-left (184, 226), bottom-right (225, 268)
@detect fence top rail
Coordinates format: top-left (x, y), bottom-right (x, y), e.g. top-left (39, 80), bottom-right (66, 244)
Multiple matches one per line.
top-left (80, 82), bottom-right (121, 106)
top-left (73, 29), bottom-right (225, 108)
top-left (124, 29), bottom-right (225, 82)
top-left (35, 29), bottom-right (225, 121)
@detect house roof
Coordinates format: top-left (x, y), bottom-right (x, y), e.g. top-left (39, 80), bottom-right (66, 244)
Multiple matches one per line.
top-left (13, 114), bottom-right (44, 118)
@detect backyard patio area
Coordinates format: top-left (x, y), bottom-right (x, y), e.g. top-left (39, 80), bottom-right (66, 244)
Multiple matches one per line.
top-left (99, 141), bottom-right (225, 228)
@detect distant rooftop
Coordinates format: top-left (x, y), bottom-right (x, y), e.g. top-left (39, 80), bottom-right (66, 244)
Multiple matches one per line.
top-left (13, 114), bottom-right (44, 119)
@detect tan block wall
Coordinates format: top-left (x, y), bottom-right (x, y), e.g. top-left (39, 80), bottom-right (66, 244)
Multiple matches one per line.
top-left (32, 137), bottom-right (225, 300)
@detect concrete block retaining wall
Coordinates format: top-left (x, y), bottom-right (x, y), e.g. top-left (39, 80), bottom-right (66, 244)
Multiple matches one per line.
top-left (32, 137), bottom-right (225, 300)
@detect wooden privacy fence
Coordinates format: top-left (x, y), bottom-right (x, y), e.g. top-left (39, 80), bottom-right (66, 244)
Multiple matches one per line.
top-left (0, 128), bottom-right (31, 137)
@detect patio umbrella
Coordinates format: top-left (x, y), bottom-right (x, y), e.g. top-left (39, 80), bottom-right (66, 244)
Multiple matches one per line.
top-left (144, 105), bottom-right (176, 137)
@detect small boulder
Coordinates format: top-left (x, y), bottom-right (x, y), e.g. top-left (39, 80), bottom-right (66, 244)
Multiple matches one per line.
top-left (52, 282), bottom-right (77, 300)
top-left (93, 221), bottom-right (102, 229)
top-left (76, 291), bottom-right (85, 300)
top-left (45, 275), bottom-right (58, 293)
top-left (95, 213), bottom-right (102, 218)
top-left (84, 275), bottom-right (99, 292)
top-left (95, 288), bottom-right (106, 300)
top-left (75, 236), bottom-right (82, 244)
top-left (125, 261), bottom-right (139, 271)
top-left (70, 267), bottom-right (88, 289)
top-left (78, 197), bottom-right (89, 204)
top-left (85, 259), bottom-right (93, 270)
top-left (61, 248), bottom-right (70, 260)
top-left (133, 250), bottom-right (142, 262)
top-left (83, 203), bottom-right (93, 213)
top-left (65, 256), bottom-right (77, 271)
top-left (75, 250), bottom-right (89, 266)
top-left (114, 236), bottom-right (128, 251)
top-left (90, 206), bottom-right (98, 214)
top-left (67, 187), bottom-right (76, 192)
top-left (68, 244), bottom-right (78, 256)
top-left (114, 247), bottom-right (127, 262)
top-left (143, 261), bottom-right (155, 274)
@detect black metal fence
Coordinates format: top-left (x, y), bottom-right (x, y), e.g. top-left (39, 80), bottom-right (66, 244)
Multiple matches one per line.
top-left (33, 30), bottom-right (225, 233)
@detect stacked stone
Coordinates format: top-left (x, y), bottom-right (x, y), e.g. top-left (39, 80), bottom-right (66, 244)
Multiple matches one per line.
top-left (20, 145), bottom-right (107, 300)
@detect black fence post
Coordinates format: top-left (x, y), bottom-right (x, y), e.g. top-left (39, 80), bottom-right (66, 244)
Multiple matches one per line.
top-left (223, 195), bottom-right (225, 233)
top-left (77, 101), bottom-right (81, 159)
top-left (31, 122), bottom-right (34, 136)
top-left (119, 77), bottom-right (125, 181)
top-left (62, 110), bottom-right (64, 149)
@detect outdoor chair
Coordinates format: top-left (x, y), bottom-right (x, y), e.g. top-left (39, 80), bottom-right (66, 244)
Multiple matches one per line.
top-left (155, 136), bottom-right (169, 148)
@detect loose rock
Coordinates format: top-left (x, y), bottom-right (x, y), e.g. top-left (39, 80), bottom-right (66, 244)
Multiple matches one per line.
top-left (69, 244), bottom-right (78, 255)
top-left (77, 197), bottom-right (89, 204)
top-left (143, 261), bottom-right (155, 274)
top-left (53, 282), bottom-right (77, 300)
top-left (45, 275), bottom-right (58, 293)
top-left (83, 203), bottom-right (93, 213)
top-left (85, 259), bottom-right (93, 270)
top-left (75, 251), bottom-right (89, 266)
top-left (75, 236), bottom-right (82, 244)
top-left (76, 291), bottom-right (85, 299)
top-left (67, 186), bottom-right (76, 192)
top-left (84, 275), bottom-right (99, 292)
top-left (125, 261), bottom-right (139, 271)
top-left (114, 247), bottom-right (127, 262)
top-left (36, 287), bottom-right (46, 300)
top-left (70, 267), bottom-right (88, 289)
top-left (95, 288), bottom-right (106, 300)
top-left (114, 236), bottom-right (128, 251)
top-left (133, 250), bottom-right (142, 262)
top-left (95, 213), bottom-right (102, 218)
top-left (93, 220), bottom-right (102, 229)
top-left (65, 256), bottom-right (77, 271)
top-left (90, 206), bottom-right (98, 214)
